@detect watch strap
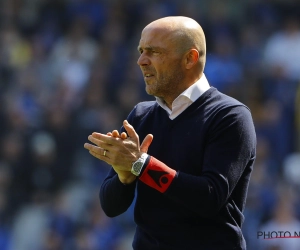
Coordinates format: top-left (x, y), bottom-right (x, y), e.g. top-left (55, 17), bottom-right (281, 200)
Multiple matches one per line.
top-left (138, 154), bottom-right (150, 176)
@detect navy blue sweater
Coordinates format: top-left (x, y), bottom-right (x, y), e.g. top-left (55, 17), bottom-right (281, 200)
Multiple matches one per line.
top-left (100, 88), bottom-right (256, 250)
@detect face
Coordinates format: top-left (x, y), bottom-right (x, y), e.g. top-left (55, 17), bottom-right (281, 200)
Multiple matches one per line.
top-left (137, 27), bottom-right (185, 100)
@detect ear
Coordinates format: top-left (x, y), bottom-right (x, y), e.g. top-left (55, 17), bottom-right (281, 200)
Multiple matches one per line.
top-left (185, 49), bottom-right (199, 69)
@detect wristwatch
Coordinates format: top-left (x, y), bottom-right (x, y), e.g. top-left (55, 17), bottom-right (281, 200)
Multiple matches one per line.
top-left (131, 153), bottom-right (148, 176)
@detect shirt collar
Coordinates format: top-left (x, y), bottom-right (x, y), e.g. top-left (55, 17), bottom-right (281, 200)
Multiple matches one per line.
top-left (156, 73), bottom-right (210, 115)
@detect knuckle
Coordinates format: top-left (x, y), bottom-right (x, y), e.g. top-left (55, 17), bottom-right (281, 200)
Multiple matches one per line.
top-left (95, 147), bottom-right (102, 155)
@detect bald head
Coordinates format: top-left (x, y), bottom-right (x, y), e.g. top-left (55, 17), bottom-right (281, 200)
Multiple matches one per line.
top-left (143, 16), bottom-right (206, 71)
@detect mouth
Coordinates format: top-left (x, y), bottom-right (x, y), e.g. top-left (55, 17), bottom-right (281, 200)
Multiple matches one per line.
top-left (144, 73), bottom-right (154, 79)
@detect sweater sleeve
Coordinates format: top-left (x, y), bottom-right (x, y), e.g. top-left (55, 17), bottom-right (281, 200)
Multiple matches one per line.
top-left (138, 105), bottom-right (256, 217)
top-left (99, 167), bottom-right (136, 217)
top-left (99, 107), bottom-right (140, 217)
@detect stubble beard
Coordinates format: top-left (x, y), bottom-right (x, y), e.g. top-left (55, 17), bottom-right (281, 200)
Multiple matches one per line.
top-left (145, 68), bottom-right (185, 101)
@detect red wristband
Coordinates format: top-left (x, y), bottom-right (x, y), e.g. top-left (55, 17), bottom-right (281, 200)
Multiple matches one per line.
top-left (139, 156), bottom-right (176, 193)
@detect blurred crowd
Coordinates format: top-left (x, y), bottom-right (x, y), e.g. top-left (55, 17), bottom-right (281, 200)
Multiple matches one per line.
top-left (0, 0), bottom-right (299, 249)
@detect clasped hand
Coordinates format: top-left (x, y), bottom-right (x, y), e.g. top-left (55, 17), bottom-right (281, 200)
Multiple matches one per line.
top-left (84, 120), bottom-right (153, 184)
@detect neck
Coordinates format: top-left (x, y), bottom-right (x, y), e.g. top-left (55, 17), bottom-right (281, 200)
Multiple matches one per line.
top-left (161, 98), bottom-right (172, 110)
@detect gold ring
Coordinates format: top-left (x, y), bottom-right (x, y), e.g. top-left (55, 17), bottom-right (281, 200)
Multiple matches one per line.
top-left (103, 150), bottom-right (107, 156)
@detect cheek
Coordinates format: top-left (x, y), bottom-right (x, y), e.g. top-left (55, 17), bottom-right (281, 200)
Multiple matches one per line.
top-left (155, 64), bottom-right (168, 78)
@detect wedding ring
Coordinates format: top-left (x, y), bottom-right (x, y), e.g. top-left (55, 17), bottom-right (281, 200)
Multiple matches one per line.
top-left (103, 150), bottom-right (107, 156)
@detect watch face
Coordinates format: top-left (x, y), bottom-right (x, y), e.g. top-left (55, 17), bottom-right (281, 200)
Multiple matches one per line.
top-left (133, 162), bottom-right (143, 172)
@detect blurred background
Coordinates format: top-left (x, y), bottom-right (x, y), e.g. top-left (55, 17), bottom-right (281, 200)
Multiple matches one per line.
top-left (0, 0), bottom-right (299, 249)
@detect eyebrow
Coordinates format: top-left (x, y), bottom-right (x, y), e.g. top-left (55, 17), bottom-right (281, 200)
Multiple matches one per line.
top-left (137, 45), bottom-right (166, 52)
top-left (137, 45), bottom-right (153, 51)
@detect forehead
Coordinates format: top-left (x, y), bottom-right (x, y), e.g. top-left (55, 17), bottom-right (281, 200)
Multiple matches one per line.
top-left (138, 26), bottom-right (173, 49)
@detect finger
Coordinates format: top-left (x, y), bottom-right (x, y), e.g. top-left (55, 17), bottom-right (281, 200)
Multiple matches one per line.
top-left (89, 149), bottom-right (110, 161)
top-left (91, 133), bottom-right (118, 146)
top-left (88, 134), bottom-right (105, 147)
top-left (84, 142), bottom-right (109, 158)
top-left (140, 134), bottom-right (153, 153)
top-left (123, 120), bottom-right (139, 142)
top-left (92, 132), bottom-right (104, 140)
top-left (120, 132), bottom-right (127, 139)
top-left (111, 130), bottom-right (120, 138)
top-left (84, 142), bottom-right (94, 151)
top-left (84, 143), bottom-right (105, 156)
top-left (108, 130), bottom-right (127, 140)
top-left (102, 148), bottom-right (108, 157)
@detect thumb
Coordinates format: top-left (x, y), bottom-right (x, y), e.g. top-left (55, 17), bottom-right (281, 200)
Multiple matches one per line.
top-left (123, 120), bottom-right (139, 142)
top-left (140, 134), bottom-right (153, 153)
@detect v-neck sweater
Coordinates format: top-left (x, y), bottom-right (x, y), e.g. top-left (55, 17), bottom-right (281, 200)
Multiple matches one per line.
top-left (100, 87), bottom-right (256, 250)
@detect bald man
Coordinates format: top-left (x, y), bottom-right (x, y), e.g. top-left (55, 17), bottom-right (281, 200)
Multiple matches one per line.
top-left (84, 16), bottom-right (256, 250)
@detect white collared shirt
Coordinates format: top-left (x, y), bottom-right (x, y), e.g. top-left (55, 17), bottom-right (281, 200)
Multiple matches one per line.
top-left (156, 74), bottom-right (211, 120)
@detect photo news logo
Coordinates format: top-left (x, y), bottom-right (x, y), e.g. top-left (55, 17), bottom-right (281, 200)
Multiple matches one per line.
top-left (257, 231), bottom-right (300, 240)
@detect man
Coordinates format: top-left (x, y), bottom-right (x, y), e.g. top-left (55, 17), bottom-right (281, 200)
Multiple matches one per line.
top-left (84, 16), bottom-right (256, 250)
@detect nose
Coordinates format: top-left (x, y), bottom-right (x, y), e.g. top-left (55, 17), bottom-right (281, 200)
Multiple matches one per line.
top-left (137, 53), bottom-right (150, 66)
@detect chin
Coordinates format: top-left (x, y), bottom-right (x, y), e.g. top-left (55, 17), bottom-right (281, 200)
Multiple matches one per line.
top-left (145, 86), bottom-right (156, 96)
